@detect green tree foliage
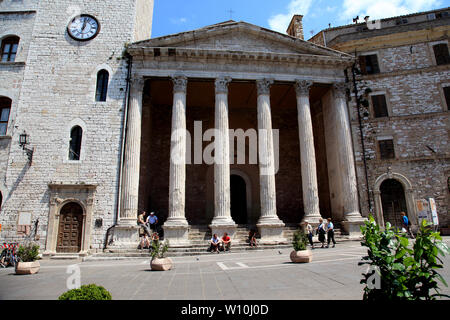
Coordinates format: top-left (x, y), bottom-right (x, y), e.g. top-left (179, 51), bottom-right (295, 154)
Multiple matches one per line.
top-left (150, 240), bottom-right (169, 260)
top-left (58, 284), bottom-right (112, 300)
top-left (17, 243), bottom-right (40, 262)
top-left (292, 231), bottom-right (308, 251)
top-left (359, 216), bottom-right (449, 300)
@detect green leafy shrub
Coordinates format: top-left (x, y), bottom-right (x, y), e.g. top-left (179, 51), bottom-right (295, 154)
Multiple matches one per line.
top-left (359, 215), bottom-right (450, 300)
top-left (17, 243), bottom-right (40, 262)
top-left (58, 284), bottom-right (112, 300)
top-left (150, 240), bottom-right (169, 260)
top-left (292, 231), bottom-right (308, 251)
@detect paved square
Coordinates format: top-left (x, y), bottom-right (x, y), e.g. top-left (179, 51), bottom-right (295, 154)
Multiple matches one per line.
top-left (1, 239), bottom-right (449, 300)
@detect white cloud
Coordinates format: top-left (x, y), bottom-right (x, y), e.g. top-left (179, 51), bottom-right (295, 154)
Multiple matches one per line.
top-left (340, 0), bottom-right (444, 24)
top-left (268, 0), bottom-right (313, 33)
top-left (170, 17), bottom-right (187, 25)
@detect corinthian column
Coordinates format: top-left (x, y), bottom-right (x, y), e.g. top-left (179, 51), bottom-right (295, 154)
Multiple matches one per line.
top-left (256, 79), bottom-right (285, 243)
top-left (295, 80), bottom-right (322, 225)
top-left (164, 75), bottom-right (189, 245)
top-left (332, 83), bottom-right (365, 237)
top-left (120, 76), bottom-right (145, 225)
top-left (209, 77), bottom-right (236, 238)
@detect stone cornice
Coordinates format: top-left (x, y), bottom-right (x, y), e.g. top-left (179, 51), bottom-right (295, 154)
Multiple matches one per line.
top-left (48, 183), bottom-right (97, 190)
top-left (350, 110), bottom-right (449, 124)
top-left (356, 63), bottom-right (450, 81)
top-left (128, 47), bottom-right (355, 68)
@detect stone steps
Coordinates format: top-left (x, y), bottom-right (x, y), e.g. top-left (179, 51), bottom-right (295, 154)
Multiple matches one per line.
top-left (93, 225), bottom-right (357, 259)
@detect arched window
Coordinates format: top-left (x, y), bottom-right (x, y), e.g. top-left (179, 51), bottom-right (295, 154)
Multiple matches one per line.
top-left (95, 69), bottom-right (109, 102)
top-left (0, 97), bottom-right (11, 136)
top-left (69, 126), bottom-right (83, 160)
top-left (1, 36), bottom-right (20, 62)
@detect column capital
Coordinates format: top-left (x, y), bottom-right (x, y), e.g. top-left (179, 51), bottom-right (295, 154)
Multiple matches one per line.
top-left (215, 77), bottom-right (232, 94)
top-left (172, 75), bottom-right (188, 93)
top-left (294, 80), bottom-right (313, 97)
top-left (256, 78), bottom-right (274, 96)
top-left (129, 76), bottom-right (145, 89)
top-left (333, 82), bottom-right (349, 99)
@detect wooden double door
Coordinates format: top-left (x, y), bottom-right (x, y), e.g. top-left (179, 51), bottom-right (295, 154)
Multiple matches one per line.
top-left (56, 202), bottom-right (84, 253)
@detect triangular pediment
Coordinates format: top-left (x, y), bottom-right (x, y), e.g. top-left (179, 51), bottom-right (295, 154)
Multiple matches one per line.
top-left (130, 21), bottom-right (350, 59)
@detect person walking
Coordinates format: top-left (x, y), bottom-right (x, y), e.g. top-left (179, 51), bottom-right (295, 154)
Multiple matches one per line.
top-left (305, 221), bottom-right (314, 249)
top-left (401, 212), bottom-right (415, 239)
top-left (146, 211), bottom-right (159, 233)
top-left (316, 218), bottom-right (326, 248)
top-left (326, 218), bottom-right (336, 248)
top-left (137, 211), bottom-right (151, 237)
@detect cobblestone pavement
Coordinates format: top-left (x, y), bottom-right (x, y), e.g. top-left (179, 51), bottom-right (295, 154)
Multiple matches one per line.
top-left (1, 239), bottom-right (449, 300)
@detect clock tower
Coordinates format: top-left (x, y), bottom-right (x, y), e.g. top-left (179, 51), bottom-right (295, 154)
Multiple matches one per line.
top-left (0, 0), bottom-right (154, 254)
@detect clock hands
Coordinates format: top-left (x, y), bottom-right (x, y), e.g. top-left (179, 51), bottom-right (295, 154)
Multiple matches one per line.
top-left (81, 18), bottom-right (87, 32)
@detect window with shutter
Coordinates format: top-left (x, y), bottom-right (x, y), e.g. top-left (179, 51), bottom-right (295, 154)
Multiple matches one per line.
top-left (433, 43), bottom-right (450, 65)
top-left (359, 54), bottom-right (380, 74)
top-left (379, 140), bottom-right (395, 160)
top-left (444, 86), bottom-right (450, 110)
top-left (371, 94), bottom-right (389, 117)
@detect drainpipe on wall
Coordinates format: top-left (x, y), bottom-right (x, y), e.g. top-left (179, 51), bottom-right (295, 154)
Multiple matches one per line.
top-left (351, 62), bottom-right (372, 214)
top-left (103, 54), bottom-right (133, 250)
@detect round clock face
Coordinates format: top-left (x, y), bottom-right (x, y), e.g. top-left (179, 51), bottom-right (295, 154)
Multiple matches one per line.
top-left (67, 14), bottom-right (100, 41)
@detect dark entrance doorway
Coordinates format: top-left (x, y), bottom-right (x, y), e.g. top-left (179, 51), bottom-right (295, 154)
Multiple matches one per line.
top-left (230, 174), bottom-right (247, 224)
top-left (380, 179), bottom-right (407, 229)
top-left (57, 202), bottom-right (84, 253)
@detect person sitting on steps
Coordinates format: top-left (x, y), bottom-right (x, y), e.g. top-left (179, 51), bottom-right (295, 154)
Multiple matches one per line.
top-left (248, 229), bottom-right (257, 248)
top-left (209, 234), bottom-right (220, 253)
top-left (221, 233), bottom-right (231, 252)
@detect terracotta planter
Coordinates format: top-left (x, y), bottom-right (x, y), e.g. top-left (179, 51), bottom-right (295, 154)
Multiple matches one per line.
top-left (290, 250), bottom-right (312, 263)
top-left (15, 261), bottom-right (40, 275)
top-left (150, 257), bottom-right (173, 271)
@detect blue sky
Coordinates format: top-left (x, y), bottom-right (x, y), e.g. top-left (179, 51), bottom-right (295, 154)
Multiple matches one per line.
top-left (152, 0), bottom-right (450, 39)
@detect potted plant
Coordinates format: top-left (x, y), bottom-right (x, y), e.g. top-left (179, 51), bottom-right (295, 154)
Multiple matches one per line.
top-left (15, 242), bottom-right (41, 275)
top-left (58, 284), bottom-right (112, 300)
top-left (150, 240), bottom-right (172, 271)
top-left (290, 231), bottom-right (312, 263)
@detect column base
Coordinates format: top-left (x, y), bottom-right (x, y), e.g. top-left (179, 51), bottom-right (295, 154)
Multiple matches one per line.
top-left (163, 221), bottom-right (190, 247)
top-left (341, 217), bottom-right (366, 240)
top-left (106, 224), bottom-right (140, 249)
top-left (209, 221), bottom-right (237, 239)
top-left (256, 219), bottom-right (286, 244)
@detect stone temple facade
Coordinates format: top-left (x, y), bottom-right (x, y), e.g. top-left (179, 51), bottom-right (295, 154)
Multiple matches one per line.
top-left (0, 2), bottom-right (448, 256)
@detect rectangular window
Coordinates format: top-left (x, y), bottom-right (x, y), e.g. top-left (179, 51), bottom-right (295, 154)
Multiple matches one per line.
top-left (359, 54), bottom-right (380, 75)
top-left (371, 94), bottom-right (389, 118)
top-left (0, 98), bottom-right (11, 136)
top-left (379, 139), bottom-right (395, 160)
top-left (444, 86), bottom-right (450, 110)
top-left (433, 43), bottom-right (450, 65)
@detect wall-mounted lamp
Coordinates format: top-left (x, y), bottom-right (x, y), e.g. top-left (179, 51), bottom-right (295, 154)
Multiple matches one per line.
top-left (19, 131), bottom-right (34, 164)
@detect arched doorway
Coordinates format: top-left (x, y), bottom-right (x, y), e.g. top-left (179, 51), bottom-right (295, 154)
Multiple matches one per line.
top-left (380, 179), bottom-right (407, 229)
top-left (230, 174), bottom-right (248, 224)
top-left (57, 202), bottom-right (84, 253)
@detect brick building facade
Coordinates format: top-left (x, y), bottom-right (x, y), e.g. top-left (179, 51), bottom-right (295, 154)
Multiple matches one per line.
top-left (309, 7), bottom-right (450, 232)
